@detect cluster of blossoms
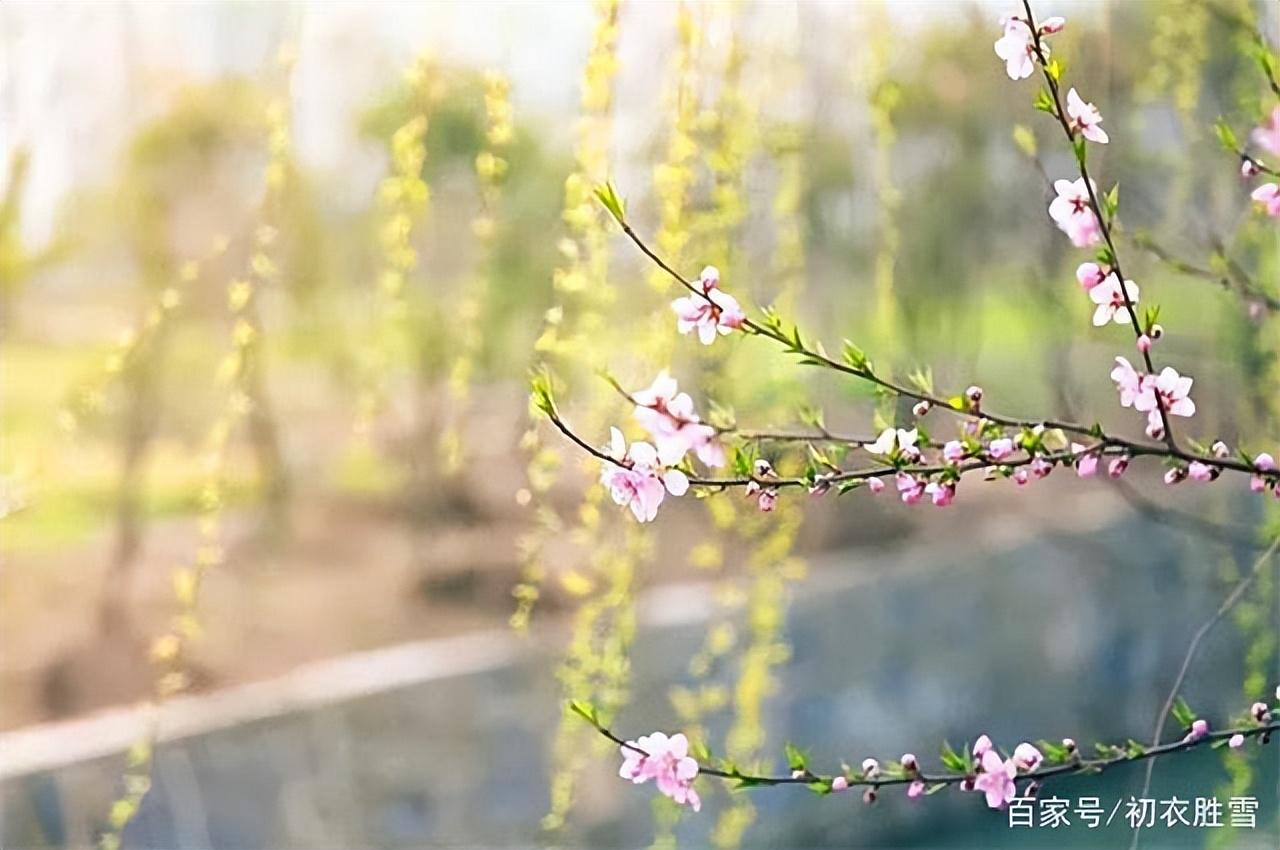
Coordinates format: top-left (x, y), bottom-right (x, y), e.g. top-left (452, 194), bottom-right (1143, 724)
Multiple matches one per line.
top-left (618, 732), bottom-right (701, 811)
top-left (993, 11), bottom-right (1063, 81)
top-left (611, 685), bottom-right (1280, 814)
top-left (1247, 106), bottom-right (1280, 218)
top-left (599, 371), bottom-right (725, 522)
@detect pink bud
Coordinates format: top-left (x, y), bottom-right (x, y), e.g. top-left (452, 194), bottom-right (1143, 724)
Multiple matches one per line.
top-left (1013, 468), bottom-right (1030, 486)
top-left (832, 776), bottom-right (849, 792)
top-left (867, 477), bottom-right (885, 494)
top-left (1062, 737), bottom-right (1077, 753)
top-left (1228, 734), bottom-right (1245, 749)
top-left (907, 779), bottom-right (926, 799)
top-left (973, 735), bottom-right (993, 757)
top-left (1108, 456), bottom-right (1129, 478)
top-left (1187, 461), bottom-right (1215, 482)
top-left (1164, 467), bottom-right (1187, 485)
top-left (1251, 702), bottom-right (1270, 722)
top-left (861, 758), bottom-right (880, 777)
top-left (1039, 16), bottom-right (1065, 34)
top-left (965, 385), bottom-right (983, 405)
top-left (758, 488), bottom-right (777, 512)
top-left (912, 400), bottom-right (931, 417)
top-left (753, 458), bottom-right (774, 477)
top-left (1211, 441), bottom-right (1230, 458)
top-left (1136, 334), bottom-right (1152, 354)
top-left (1076, 262), bottom-right (1106, 290)
top-left (900, 753), bottom-right (918, 772)
top-left (1190, 718), bottom-right (1209, 739)
top-left (862, 788), bottom-right (877, 805)
top-left (1242, 158), bottom-right (1261, 178)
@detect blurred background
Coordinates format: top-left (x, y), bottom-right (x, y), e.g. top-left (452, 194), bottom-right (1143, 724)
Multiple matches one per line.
top-left (1, 1), bottom-right (1278, 848)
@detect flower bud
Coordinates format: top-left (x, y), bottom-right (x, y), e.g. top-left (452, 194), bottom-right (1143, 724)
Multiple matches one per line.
top-left (1228, 734), bottom-right (1245, 749)
top-left (861, 758), bottom-right (880, 777)
top-left (1062, 737), bottom-right (1077, 754)
top-left (1136, 334), bottom-right (1152, 354)
top-left (1108, 456), bottom-right (1129, 478)
top-left (912, 400), bottom-right (931, 417)
top-left (1251, 702), bottom-right (1270, 723)
top-left (832, 776), bottom-right (849, 792)
top-left (907, 779), bottom-right (926, 799)
top-left (965, 385), bottom-right (984, 410)
top-left (960, 777), bottom-right (976, 792)
top-left (1149, 323), bottom-right (1164, 339)
top-left (867, 477), bottom-right (886, 494)
top-left (791, 769), bottom-right (805, 779)
top-left (757, 488), bottom-right (778, 513)
top-left (900, 753), bottom-right (918, 773)
top-left (1164, 467), bottom-right (1187, 486)
top-left (862, 787), bottom-right (877, 805)
top-left (1242, 158), bottom-right (1261, 178)
top-left (753, 458), bottom-right (774, 478)
top-left (1211, 440), bottom-right (1230, 458)
top-left (1039, 16), bottom-right (1065, 34)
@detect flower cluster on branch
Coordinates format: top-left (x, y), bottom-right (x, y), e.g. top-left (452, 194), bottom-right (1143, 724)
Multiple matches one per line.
top-left (533, 1), bottom-right (1280, 819)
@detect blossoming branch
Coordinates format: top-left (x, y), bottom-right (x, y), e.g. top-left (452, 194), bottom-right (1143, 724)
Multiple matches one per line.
top-left (571, 692), bottom-right (1280, 811)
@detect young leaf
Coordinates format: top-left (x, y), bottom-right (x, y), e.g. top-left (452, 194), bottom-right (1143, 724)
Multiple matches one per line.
top-left (594, 181), bottom-right (626, 224)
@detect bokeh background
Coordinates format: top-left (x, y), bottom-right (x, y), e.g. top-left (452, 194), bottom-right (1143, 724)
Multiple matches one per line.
top-left (1, 1), bottom-right (1278, 848)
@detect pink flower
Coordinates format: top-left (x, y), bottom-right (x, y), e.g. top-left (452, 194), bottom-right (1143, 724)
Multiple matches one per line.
top-left (1071, 443), bottom-right (1098, 478)
top-left (832, 776), bottom-right (849, 792)
top-left (867, 477), bottom-right (886, 494)
top-left (1089, 273), bottom-right (1140, 326)
top-left (601, 428), bottom-right (689, 523)
top-left (1066, 88), bottom-right (1109, 144)
top-left (943, 440), bottom-right (966, 462)
top-left (632, 372), bottom-right (724, 468)
top-left (671, 266), bottom-right (746, 345)
top-left (1251, 701), bottom-right (1271, 722)
top-left (907, 780), bottom-right (926, 799)
top-left (1012, 743), bottom-right (1043, 772)
top-left (1228, 734), bottom-right (1245, 749)
top-left (1242, 158), bottom-right (1261, 178)
top-left (896, 472), bottom-right (926, 505)
top-left (925, 481), bottom-right (956, 507)
top-left (987, 438), bottom-right (1016, 461)
top-left (1049, 178), bottom-right (1102, 247)
top-left (1187, 461), bottom-right (1215, 482)
top-left (1039, 16), bottom-right (1065, 34)
top-left (619, 732), bottom-right (701, 811)
top-left (1012, 468), bottom-right (1030, 486)
top-left (973, 749), bottom-right (1018, 809)
top-left (1252, 453), bottom-right (1276, 493)
top-left (1251, 105), bottom-right (1280, 157)
top-left (994, 15), bottom-right (1037, 80)
top-left (757, 488), bottom-right (777, 512)
top-left (1110, 357), bottom-right (1146, 408)
top-left (1134, 366), bottom-right (1196, 433)
top-left (1076, 262), bottom-right (1107, 290)
top-left (1030, 457), bottom-right (1053, 479)
top-left (973, 735), bottom-right (994, 758)
top-left (1108, 456), bottom-right (1129, 478)
top-left (1251, 183), bottom-right (1280, 218)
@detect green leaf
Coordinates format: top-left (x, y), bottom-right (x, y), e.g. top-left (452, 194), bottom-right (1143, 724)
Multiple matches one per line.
top-left (784, 742), bottom-right (809, 772)
top-left (1012, 124), bottom-right (1037, 157)
top-left (1213, 118), bottom-right (1239, 152)
top-left (1072, 136), bottom-right (1088, 167)
top-left (594, 181), bottom-right (626, 224)
top-left (1102, 183), bottom-right (1120, 220)
top-left (1033, 88), bottom-right (1055, 114)
top-left (568, 699), bottom-right (599, 727)
top-left (940, 741), bottom-right (967, 773)
top-left (841, 339), bottom-right (868, 372)
top-left (808, 780), bottom-right (833, 795)
top-left (1171, 696), bottom-right (1196, 729)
